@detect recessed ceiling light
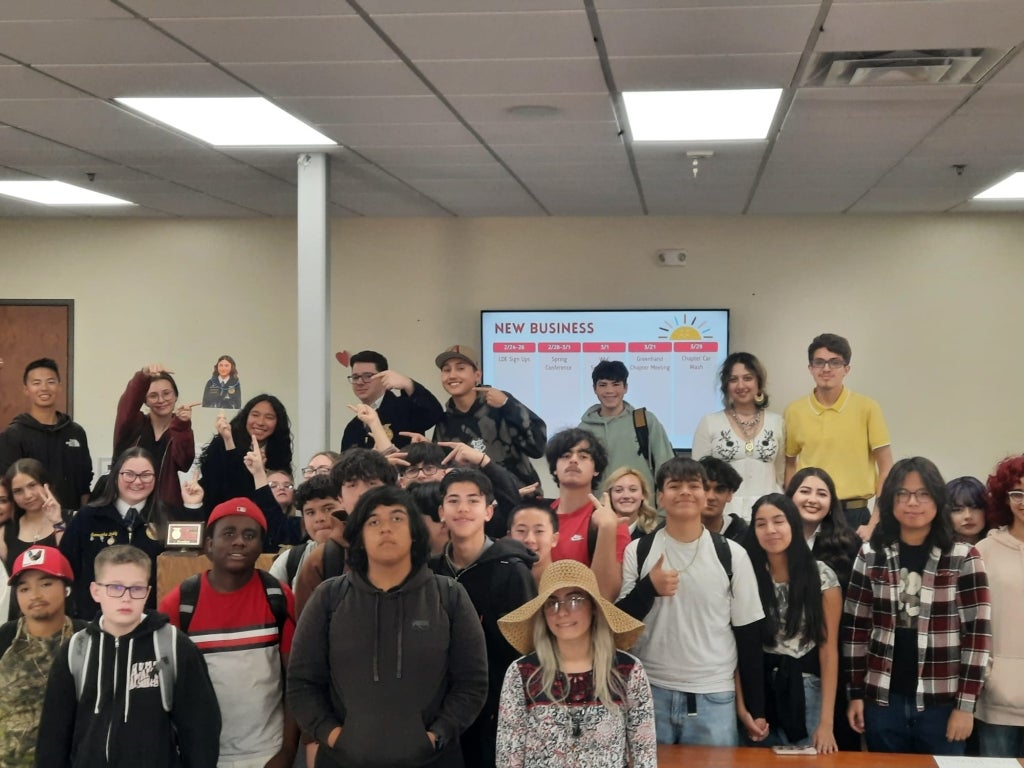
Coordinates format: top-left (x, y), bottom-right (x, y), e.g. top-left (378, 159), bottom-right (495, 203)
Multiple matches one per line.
top-left (115, 97), bottom-right (336, 147)
top-left (623, 89), bottom-right (783, 141)
top-left (505, 104), bottom-right (560, 118)
top-left (974, 172), bottom-right (1024, 199)
top-left (0, 180), bottom-right (134, 206)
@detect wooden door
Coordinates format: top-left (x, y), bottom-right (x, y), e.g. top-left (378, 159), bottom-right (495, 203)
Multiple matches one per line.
top-left (0, 301), bottom-right (74, 430)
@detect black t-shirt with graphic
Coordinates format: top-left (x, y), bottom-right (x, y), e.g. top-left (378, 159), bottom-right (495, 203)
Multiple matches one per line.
top-left (891, 541), bottom-right (929, 695)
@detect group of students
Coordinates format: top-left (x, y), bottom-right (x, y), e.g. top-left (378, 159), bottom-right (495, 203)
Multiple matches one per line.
top-left (0, 332), bottom-right (1021, 767)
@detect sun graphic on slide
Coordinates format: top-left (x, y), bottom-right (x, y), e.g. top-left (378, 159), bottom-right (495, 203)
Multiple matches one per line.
top-left (658, 314), bottom-right (715, 340)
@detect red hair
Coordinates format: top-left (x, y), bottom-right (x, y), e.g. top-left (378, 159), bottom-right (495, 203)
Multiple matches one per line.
top-left (986, 455), bottom-right (1024, 528)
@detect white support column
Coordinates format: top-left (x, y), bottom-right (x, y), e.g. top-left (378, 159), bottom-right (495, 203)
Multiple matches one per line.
top-left (296, 152), bottom-right (331, 465)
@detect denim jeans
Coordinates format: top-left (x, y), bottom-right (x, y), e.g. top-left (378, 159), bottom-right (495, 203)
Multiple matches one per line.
top-left (864, 692), bottom-right (965, 755)
top-left (977, 721), bottom-right (1024, 757)
top-left (762, 674), bottom-right (823, 748)
top-left (651, 685), bottom-right (739, 746)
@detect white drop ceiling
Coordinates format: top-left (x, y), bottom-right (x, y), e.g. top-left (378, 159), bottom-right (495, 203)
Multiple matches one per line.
top-left (0, 0), bottom-right (1022, 218)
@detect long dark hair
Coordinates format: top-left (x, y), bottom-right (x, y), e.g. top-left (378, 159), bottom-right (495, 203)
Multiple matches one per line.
top-left (871, 456), bottom-right (954, 552)
top-left (89, 447), bottom-right (168, 536)
top-left (344, 485), bottom-right (430, 578)
top-left (3, 459), bottom-right (51, 518)
top-left (784, 467), bottom-right (861, 589)
top-left (203, 394), bottom-right (293, 473)
top-left (743, 493), bottom-right (825, 644)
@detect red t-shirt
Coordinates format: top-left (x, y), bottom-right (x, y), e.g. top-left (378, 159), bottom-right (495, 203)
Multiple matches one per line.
top-left (549, 500), bottom-right (631, 566)
top-left (160, 571), bottom-right (295, 760)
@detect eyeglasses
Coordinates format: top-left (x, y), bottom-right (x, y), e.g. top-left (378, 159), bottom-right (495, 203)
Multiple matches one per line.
top-left (301, 466), bottom-right (332, 478)
top-left (810, 358), bottom-right (846, 370)
top-left (895, 489), bottom-right (933, 504)
top-left (346, 373), bottom-right (376, 383)
top-left (543, 593), bottom-right (591, 614)
top-left (97, 583), bottom-right (150, 600)
top-left (402, 465), bottom-right (442, 480)
top-left (1007, 491), bottom-right (1024, 505)
top-left (269, 482), bottom-right (294, 490)
top-left (119, 470), bottom-right (156, 483)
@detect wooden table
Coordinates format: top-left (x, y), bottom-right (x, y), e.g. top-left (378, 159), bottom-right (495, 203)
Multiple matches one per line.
top-left (657, 745), bottom-right (1024, 767)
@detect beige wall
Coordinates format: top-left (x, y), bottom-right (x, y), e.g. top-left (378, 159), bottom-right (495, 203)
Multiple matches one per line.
top-left (0, 213), bottom-right (1019, 488)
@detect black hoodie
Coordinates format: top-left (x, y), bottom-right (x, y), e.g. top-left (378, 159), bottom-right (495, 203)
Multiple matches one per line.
top-left (430, 537), bottom-right (538, 767)
top-left (288, 566), bottom-right (488, 768)
top-left (0, 412), bottom-right (92, 510)
top-left (35, 611), bottom-right (221, 768)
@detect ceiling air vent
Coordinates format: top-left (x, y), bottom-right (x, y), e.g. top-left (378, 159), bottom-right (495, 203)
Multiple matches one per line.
top-left (803, 49), bottom-right (1002, 87)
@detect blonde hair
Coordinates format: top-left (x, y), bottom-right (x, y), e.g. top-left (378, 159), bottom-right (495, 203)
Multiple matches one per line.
top-left (527, 597), bottom-right (626, 710)
top-left (603, 467), bottom-right (659, 534)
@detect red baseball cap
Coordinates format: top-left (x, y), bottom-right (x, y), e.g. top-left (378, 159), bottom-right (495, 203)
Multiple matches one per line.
top-left (208, 497), bottom-right (267, 532)
top-left (8, 545), bottom-right (75, 585)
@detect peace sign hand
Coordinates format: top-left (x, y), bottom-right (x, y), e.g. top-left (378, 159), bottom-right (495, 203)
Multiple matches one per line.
top-left (588, 492), bottom-right (619, 530)
top-left (42, 483), bottom-right (62, 524)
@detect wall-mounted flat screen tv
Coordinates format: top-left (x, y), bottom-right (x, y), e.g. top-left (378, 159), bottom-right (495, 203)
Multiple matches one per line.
top-left (480, 309), bottom-right (730, 451)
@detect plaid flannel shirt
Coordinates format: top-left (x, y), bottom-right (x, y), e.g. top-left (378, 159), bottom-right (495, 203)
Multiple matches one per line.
top-left (842, 540), bottom-right (991, 712)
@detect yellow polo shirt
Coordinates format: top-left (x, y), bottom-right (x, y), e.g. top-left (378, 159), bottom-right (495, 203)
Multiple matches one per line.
top-left (784, 388), bottom-right (890, 500)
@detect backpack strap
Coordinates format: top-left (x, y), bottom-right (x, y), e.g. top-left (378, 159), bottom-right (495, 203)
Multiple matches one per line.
top-left (67, 628), bottom-right (93, 702)
top-left (151, 623), bottom-right (178, 713)
top-left (257, 569), bottom-right (289, 637)
top-left (432, 574), bottom-right (459, 635)
top-left (635, 522), bottom-right (666, 574)
top-left (284, 544), bottom-right (306, 586)
top-left (709, 531), bottom-right (734, 595)
top-left (0, 620), bottom-right (18, 660)
top-left (635, 525), bottom-right (732, 592)
top-left (632, 407), bottom-right (653, 472)
top-left (586, 519), bottom-right (599, 562)
top-left (177, 574), bottom-right (201, 634)
top-left (322, 574), bottom-right (353, 630)
top-left (322, 539), bottom-right (345, 580)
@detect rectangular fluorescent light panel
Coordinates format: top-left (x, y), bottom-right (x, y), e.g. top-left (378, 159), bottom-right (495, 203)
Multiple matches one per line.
top-left (0, 181), bottom-right (134, 206)
top-left (623, 89), bottom-right (783, 141)
top-left (974, 172), bottom-right (1024, 199)
top-left (116, 97), bottom-right (336, 147)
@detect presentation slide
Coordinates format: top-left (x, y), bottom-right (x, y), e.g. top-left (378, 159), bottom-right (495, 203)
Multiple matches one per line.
top-left (480, 309), bottom-right (730, 450)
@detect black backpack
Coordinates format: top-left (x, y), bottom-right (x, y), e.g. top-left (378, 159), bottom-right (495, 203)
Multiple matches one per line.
top-left (635, 523), bottom-right (734, 593)
top-left (178, 569), bottom-right (289, 635)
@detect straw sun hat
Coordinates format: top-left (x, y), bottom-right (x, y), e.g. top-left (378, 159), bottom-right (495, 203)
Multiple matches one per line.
top-left (498, 559), bottom-right (645, 655)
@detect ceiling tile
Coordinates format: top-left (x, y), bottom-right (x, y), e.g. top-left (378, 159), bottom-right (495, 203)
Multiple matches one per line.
top-left (0, 64), bottom-right (91, 98)
top-left (610, 53), bottom-right (800, 90)
top-left (156, 17), bottom-right (394, 63)
top-left (123, 0), bottom-right (356, 18)
top-left (1, 1), bottom-right (130, 20)
top-left (38, 63), bottom-right (251, 99)
top-left (332, 122), bottom-right (479, 147)
top-left (372, 11), bottom-right (595, 60)
top-left (229, 62), bottom-right (429, 98)
top-left (278, 96), bottom-right (455, 125)
top-left (475, 121), bottom-right (621, 146)
top-left (418, 58), bottom-right (606, 95)
top-left (0, 20), bottom-right (200, 65)
top-left (448, 93), bottom-right (614, 122)
top-left (817, 0), bottom-right (1024, 51)
top-left (599, 5), bottom-right (820, 57)
top-left (0, 100), bottom-right (203, 153)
